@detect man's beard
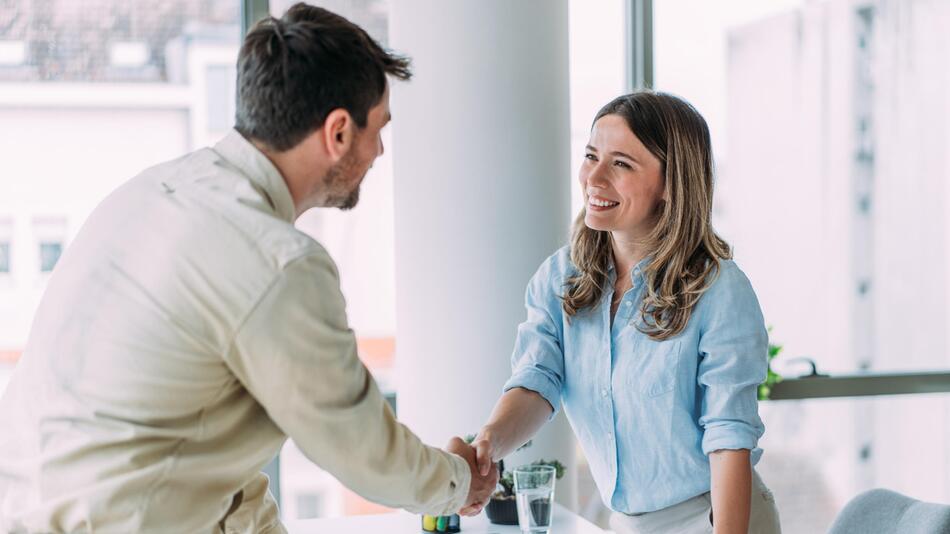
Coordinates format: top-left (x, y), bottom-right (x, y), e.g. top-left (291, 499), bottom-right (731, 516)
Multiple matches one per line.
top-left (322, 149), bottom-right (363, 210)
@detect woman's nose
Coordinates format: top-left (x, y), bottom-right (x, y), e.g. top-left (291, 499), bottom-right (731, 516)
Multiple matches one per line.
top-left (586, 163), bottom-right (609, 188)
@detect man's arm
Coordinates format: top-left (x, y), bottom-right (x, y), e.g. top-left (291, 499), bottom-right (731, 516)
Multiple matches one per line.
top-left (708, 449), bottom-right (751, 534)
top-left (224, 248), bottom-right (493, 515)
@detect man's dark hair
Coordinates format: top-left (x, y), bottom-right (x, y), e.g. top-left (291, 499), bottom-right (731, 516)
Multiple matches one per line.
top-left (235, 3), bottom-right (412, 151)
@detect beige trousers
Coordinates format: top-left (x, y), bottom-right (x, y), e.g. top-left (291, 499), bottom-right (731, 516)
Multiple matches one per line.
top-left (609, 470), bottom-right (781, 534)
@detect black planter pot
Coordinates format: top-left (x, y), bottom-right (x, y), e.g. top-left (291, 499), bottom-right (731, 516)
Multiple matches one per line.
top-left (485, 496), bottom-right (519, 525)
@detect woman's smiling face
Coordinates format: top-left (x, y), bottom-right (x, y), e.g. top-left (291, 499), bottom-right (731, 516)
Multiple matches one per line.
top-left (579, 114), bottom-right (666, 238)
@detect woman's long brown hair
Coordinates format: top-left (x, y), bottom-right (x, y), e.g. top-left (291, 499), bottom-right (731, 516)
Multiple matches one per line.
top-left (562, 92), bottom-right (731, 340)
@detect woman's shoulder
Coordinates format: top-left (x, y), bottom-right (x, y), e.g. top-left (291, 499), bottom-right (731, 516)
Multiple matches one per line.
top-left (709, 258), bottom-right (746, 284)
top-left (535, 245), bottom-right (576, 279)
top-left (701, 258), bottom-right (760, 308)
top-left (526, 245), bottom-right (575, 294)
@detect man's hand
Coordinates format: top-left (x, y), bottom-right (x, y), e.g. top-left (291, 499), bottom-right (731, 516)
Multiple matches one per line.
top-left (459, 432), bottom-right (499, 515)
top-left (446, 436), bottom-right (498, 516)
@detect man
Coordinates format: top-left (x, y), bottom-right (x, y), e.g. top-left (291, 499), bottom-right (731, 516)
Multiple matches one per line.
top-left (0, 4), bottom-right (496, 532)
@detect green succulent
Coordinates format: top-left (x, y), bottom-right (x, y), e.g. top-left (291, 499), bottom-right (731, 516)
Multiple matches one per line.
top-left (758, 328), bottom-right (784, 400)
top-left (496, 459), bottom-right (565, 497)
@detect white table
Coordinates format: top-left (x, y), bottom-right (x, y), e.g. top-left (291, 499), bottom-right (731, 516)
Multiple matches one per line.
top-left (286, 503), bottom-right (607, 533)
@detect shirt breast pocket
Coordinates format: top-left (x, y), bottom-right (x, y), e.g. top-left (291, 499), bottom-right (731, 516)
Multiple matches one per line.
top-left (638, 339), bottom-right (682, 398)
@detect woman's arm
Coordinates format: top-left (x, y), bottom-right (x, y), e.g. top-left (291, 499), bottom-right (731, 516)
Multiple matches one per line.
top-left (473, 387), bottom-right (553, 472)
top-left (709, 448), bottom-right (751, 534)
top-left (461, 252), bottom-right (567, 514)
top-left (457, 387), bottom-right (553, 515)
top-left (696, 265), bottom-right (767, 532)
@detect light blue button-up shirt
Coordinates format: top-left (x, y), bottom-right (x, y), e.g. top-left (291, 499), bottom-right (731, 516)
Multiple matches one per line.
top-left (503, 246), bottom-right (767, 514)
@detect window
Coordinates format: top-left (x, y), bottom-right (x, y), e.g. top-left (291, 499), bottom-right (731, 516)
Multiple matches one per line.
top-left (262, 0), bottom-right (628, 520)
top-left (0, 242), bottom-right (9, 274)
top-left (654, 1), bottom-right (950, 531)
top-left (0, 0), bottom-right (240, 380)
top-left (266, 0), bottom-right (397, 519)
top-left (32, 218), bottom-right (67, 274)
top-left (567, 0), bottom-right (626, 215)
top-left (38, 241), bottom-right (62, 273)
top-left (0, 218), bottom-right (11, 275)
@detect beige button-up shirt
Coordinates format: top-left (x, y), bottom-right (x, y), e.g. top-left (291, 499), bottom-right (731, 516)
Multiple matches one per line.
top-left (0, 131), bottom-right (471, 533)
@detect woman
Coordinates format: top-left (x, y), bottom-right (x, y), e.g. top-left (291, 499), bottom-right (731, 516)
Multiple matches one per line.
top-left (466, 92), bottom-right (781, 534)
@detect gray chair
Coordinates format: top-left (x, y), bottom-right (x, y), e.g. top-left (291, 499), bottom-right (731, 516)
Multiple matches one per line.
top-left (828, 488), bottom-right (950, 534)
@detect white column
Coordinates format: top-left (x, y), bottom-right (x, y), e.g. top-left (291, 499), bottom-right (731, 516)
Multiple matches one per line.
top-left (390, 0), bottom-right (576, 508)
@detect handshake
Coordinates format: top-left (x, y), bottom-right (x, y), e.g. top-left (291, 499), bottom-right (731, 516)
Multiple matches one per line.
top-left (445, 435), bottom-right (500, 516)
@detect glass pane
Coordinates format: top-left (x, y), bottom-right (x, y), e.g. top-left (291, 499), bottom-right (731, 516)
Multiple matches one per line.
top-left (656, 0), bottom-right (950, 376)
top-left (266, 0), bottom-right (396, 520)
top-left (0, 0), bottom-right (238, 83)
top-left (568, 0), bottom-right (626, 217)
top-left (271, 0), bottom-right (388, 44)
top-left (0, 0), bottom-right (241, 392)
top-left (567, 0), bottom-right (626, 528)
top-left (38, 242), bottom-right (62, 272)
top-left (267, 0), bottom-right (627, 522)
top-left (759, 395), bottom-right (950, 533)
top-left (655, 2), bottom-right (950, 532)
top-left (0, 243), bottom-right (9, 273)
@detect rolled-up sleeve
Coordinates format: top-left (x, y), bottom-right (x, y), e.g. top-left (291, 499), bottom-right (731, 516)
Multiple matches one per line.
top-left (502, 258), bottom-right (566, 420)
top-left (697, 265), bottom-right (768, 455)
top-left (224, 247), bottom-right (470, 516)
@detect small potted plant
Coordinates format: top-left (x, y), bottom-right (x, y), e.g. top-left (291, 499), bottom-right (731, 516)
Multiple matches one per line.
top-left (462, 436), bottom-right (566, 526)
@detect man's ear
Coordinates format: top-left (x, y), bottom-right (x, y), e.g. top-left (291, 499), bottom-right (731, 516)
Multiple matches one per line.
top-left (321, 108), bottom-right (354, 162)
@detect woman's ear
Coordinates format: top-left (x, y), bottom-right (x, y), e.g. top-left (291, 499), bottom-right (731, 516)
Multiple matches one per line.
top-left (321, 108), bottom-right (354, 162)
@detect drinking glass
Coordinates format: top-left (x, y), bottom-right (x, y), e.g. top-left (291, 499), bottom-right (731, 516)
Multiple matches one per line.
top-left (513, 465), bottom-right (556, 533)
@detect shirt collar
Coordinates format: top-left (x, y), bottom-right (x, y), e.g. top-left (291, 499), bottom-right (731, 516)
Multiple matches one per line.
top-left (213, 130), bottom-right (297, 223)
top-left (608, 254), bottom-right (653, 284)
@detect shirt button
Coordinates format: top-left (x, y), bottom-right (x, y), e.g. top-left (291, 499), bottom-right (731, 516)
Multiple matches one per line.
top-left (601, 388), bottom-right (609, 397)
top-left (624, 301), bottom-right (631, 306)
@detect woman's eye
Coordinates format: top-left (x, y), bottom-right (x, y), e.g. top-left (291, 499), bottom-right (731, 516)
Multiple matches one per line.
top-left (584, 153), bottom-right (597, 161)
top-left (614, 160), bottom-right (631, 169)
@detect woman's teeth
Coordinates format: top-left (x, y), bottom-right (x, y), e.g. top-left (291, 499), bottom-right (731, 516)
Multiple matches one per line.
top-left (589, 198), bottom-right (619, 208)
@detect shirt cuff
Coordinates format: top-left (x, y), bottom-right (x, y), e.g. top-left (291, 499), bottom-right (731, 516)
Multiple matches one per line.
top-left (503, 367), bottom-right (561, 420)
top-left (702, 423), bottom-right (760, 455)
top-left (436, 452), bottom-right (472, 516)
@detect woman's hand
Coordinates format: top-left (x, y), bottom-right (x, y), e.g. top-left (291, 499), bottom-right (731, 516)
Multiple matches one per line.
top-left (470, 430), bottom-right (499, 478)
top-left (457, 388), bottom-right (554, 515)
top-left (457, 430), bottom-right (502, 515)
